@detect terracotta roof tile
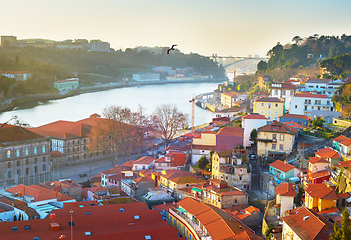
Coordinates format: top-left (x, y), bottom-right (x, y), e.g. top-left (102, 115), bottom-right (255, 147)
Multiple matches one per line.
top-left (269, 160), bottom-right (295, 173)
top-left (282, 206), bottom-right (333, 240)
top-left (295, 92), bottom-right (328, 99)
top-left (275, 183), bottom-right (295, 197)
top-left (306, 183), bottom-right (337, 200)
top-left (315, 147), bottom-right (341, 160)
top-left (0, 125), bottom-right (46, 143)
top-left (255, 97), bottom-right (283, 103)
top-left (333, 135), bottom-right (351, 146)
top-left (308, 156), bottom-right (328, 164)
top-left (280, 113), bottom-right (311, 120)
top-left (258, 121), bottom-right (297, 135)
top-left (242, 114), bottom-right (267, 120)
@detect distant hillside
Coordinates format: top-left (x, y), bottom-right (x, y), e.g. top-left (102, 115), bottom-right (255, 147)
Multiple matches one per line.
top-left (0, 47), bottom-right (226, 96)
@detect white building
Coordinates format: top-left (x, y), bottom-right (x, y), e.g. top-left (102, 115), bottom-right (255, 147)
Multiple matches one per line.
top-left (132, 156), bottom-right (155, 171)
top-left (270, 82), bottom-right (296, 111)
top-left (191, 132), bottom-right (216, 165)
top-left (0, 71), bottom-right (32, 81)
top-left (289, 92), bottom-right (333, 117)
top-left (241, 114), bottom-right (267, 148)
top-left (132, 73), bottom-right (160, 82)
top-left (298, 78), bottom-right (330, 93)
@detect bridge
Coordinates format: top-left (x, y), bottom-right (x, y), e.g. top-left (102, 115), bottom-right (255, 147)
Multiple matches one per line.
top-left (210, 54), bottom-right (268, 69)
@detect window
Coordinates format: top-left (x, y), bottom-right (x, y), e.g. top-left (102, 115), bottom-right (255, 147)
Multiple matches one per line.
top-left (275, 103), bottom-right (278, 108)
top-left (272, 144), bottom-right (276, 150)
top-left (282, 90), bottom-right (286, 96)
top-left (34, 158), bottom-right (38, 163)
top-left (68, 222), bottom-right (75, 227)
top-left (274, 116), bottom-right (278, 120)
top-left (260, 110), bottom-right (264, 115)
top-left (25, 148), bottom-right (29, 156)
top-left (280, 134), bottom-right (284, 141)
top-left (261, 102), bottom-right (264, 107)
top-left (274, 90), bottom-right (278, 95)
top-left (8, 171), bottom-right (11, 178)
top-left (34, 147), bottom-right (37, 154)
top-left (16, 149), bottom-right (20, 157)
top-left (42, 145), bottom-right (46, 153)
top-left (268, 103), bottom-right (271, 108)
top-left (26, 168), bottom-right (29, 175)
top-left (34, 166), bottom-right (37, 173)
top-left (119, 208), bottom-right (125, 212)
top-left (24, 225), bottom-right (30, 230)
top-left (267, 111), bottom-right (271, 115)
top-left (272, 134), bottom-right (277, 140)
top-left (86, 211), bottom-right (91, 215)
top-left (43, 156), bottom-right (46, 162)
top-left (12, 227), bottom-right (18, 231)
top-left (295, 105), bottom-right (297, 109)
top-left (239, 176), bottom-right (242, 181)
top-left (318, 107), bottom-right (320, 110)
top-left (17, 160), bottom-right (20, 166)
top-left (267, 116), bottom-right (271, 120)
top-left (274, 111), bottom-right (278, 115)
top-left (17, 169), bottom-right (21, 176)
top-left (7, 150), bottom-right (11, 158)
top-left (304, 106), bottom-right (307, 111)
top-left (8, 162), bottom-right (11, 168)
top-left (279, 144), bottom-right (284, 150)
top-left (43, 165), bottom-right (46, 172)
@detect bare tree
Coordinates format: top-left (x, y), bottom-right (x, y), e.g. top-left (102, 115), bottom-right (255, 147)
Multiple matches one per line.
top-left (88, 106), bottom-right (148, 164)
top-left (151, 104), bottom-right (189, 147)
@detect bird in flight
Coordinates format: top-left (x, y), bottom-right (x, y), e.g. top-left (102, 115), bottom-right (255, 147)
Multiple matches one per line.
top-left (167, 44), bottom-right (177, 54)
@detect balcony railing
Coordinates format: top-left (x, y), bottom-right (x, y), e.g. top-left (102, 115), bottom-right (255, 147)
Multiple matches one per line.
top-left (169, 208), bottom-right (211, 240)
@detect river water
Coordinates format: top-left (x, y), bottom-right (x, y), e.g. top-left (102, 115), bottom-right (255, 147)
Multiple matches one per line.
top-left (0, 82), bottom-right (225, 127)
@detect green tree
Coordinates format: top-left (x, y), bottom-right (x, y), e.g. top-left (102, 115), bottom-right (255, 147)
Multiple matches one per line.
top-left (256, 60), bottom-right (267, 73)
top-left (197, 155), bottom-right (209, 170)
top-left (329, 208), bottom-right (351, 240)
top-left (312, 116), bottom-right (325, 128)
top-left (250, 129), bottom-right (257, 142)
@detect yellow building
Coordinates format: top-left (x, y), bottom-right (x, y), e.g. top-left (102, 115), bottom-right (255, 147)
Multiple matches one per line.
top-left (257, 121), bottom-right (298, 157)
top-left (254, 97), bottom-right (284, 121)
top-left (304, 183), bottom-right (337, 212)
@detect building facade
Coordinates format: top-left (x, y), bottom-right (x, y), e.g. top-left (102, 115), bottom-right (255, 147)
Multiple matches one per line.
top-left (253, 97), bottom-right (284, 121)
top-left (289, 92), bottom-right (333, 117)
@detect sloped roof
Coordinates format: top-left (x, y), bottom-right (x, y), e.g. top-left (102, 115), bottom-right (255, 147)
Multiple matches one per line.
top-left (6, 184), bottom-right (74, 202)
top-left (308, 156), bottom-right (328, 164)
top-left (275, 183), bottom-right (295, 197)
top-left (0, 124), bottom-right (46, 144)
top-left (333, 135), bottom-right (351, 146)
top-left (255, 97), bottom-right (283, 103)
top-left (282, 206), bottom-right (333, 240)
top-left (295, 92), bottom-right (328, 99)
top-left (269, 160), bottom-right (295, 173)
top-left (217, 126), bottom-right (244, 137)
top-left (305, 78), bottom-right (331, 84)
top-left (306, 183), bottom-right (337, 200)
top-left (258, 121), bottom-right (298, 135)
top-left (280, 113), bottom-right (310, 120)
top-left (134, 156), bottom-right (155, 165)
top-left (315, 147), bottom-right (341, 160)
top-left (242, 114), bottom-right (267, 120)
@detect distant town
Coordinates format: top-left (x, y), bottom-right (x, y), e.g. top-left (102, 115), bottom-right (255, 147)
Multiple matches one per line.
top-left (1, 34), bottom-right (351, 240)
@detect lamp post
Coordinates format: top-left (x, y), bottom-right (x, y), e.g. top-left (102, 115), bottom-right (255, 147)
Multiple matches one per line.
top-left (70, 209), bottom-right (73, 240)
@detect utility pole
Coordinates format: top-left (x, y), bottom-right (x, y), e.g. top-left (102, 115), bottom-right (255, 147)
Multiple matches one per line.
top-left (70, 209), bottom-right (74, 240)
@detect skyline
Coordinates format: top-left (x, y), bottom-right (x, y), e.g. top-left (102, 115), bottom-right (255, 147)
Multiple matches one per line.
top-left (1, 0), bottom-right (351, 57)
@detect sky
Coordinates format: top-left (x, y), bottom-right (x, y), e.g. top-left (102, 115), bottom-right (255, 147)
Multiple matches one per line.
top-left (1, 0), bottom-right (351, 57)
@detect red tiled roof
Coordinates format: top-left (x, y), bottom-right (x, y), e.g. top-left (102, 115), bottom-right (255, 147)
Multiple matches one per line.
top-left (275, 183), bottom-right (295, 197)
top-left (306, 183), bottom-right (337, 200)
top-left (217, 126), bottom-right (243, 137)
top-left (305, 78), bottom-right (331, 84)
top-left (283, 121), bottom-right (302, 129)
top-left (337, 160), bottom-right (351, 169)
top-left (333, 135), bottom-right (351, 146)
top-left (30, 120), bottom-right (93, 138)
top-left (6, 184), bottom-right (74, 202)
top-left (242, 114), bottom-right (267, 120)
top-left (50, 151), bottom-right (64, 157)
top-left (282, 206), bottom-right (333, 240)
top-left (258, 121), bottom-right (297, 135)
top-left (269, 160), bottom-right (295, 173)
top-left (134, 156), bottom-right (155, 165)
top-left (280, 113), bottom-right (311, 120)
top-left (295, 92), bottom-right (328, 99)
top-left (255, 97), bottom-right (283, 103)
top-left (308, 156), bottom-right (328, 164)
top-left (0, 125), bottom-right (45, 143)
top-left (315, 147), bottom-right (341, 160)
top-left (100, 166), bottom-right (122, 176)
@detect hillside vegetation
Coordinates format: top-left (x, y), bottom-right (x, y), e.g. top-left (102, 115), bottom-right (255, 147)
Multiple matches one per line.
top-left (0, 47), bottom-right (226, 97)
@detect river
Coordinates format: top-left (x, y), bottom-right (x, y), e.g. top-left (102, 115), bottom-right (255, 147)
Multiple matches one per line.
top-left (0, 82), bottom-right (225, 128)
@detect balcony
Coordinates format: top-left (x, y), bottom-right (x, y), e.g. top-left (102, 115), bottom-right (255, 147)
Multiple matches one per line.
top-left (258, 138), bottom-right (276, 143)
top-left (169, 207), bottom-right (211, 240)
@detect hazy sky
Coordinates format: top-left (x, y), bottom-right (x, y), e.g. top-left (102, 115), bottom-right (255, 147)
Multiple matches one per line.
top-left (1, 0), bottom-right (351, 57)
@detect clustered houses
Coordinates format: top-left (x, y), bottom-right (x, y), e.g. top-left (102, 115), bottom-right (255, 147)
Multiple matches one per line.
top-left (0, 124), bottom-right (50, 184)
top-left (211, 150), bottom-right (251, 191)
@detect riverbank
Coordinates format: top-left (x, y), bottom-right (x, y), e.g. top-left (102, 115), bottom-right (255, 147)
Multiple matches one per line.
top-left (0, 78), bottom-right (227, 113)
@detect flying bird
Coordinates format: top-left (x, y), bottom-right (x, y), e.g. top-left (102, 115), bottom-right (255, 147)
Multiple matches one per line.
top-left (167, 44), bottom-right (177, 54)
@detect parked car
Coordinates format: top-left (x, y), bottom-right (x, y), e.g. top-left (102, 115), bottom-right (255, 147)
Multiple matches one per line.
top-left (79, 173), bottom-right (87, 177)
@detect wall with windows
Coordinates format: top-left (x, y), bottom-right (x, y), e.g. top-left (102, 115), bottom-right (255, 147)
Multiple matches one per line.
top-left (254, 100), bottom-right (284, 122)
top-left (257, 131), bottom-right (295, 157)
top-left (0, 139), bottom-right (50, 183)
